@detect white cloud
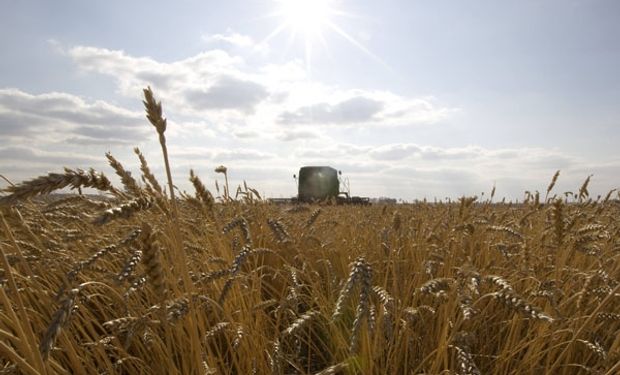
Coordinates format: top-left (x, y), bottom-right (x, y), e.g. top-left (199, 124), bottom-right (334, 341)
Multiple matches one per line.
top-left (369, 144), bottom-right (421, 160)
top-left (0, 145), bottom-right (101, 166)
top-left (277, 128), bottom-right (322, 141)
top-left (68, 46), bottom-right (244, 99)
top-left (203, 31), bottom-right (254, 47)
top-left (168, 146), bottom-right (276, 163)
top-left (184, 75), bottom-right (269, 113)
top-left (278, 95), bottom-right (384, 125)
top-left (202, 29), bottom-right (269, 54)
top-left (65, 45), bottom-right (454, 134)
top-left (231, 129), bottom-right (262, 140)
top-left (0, 88), bottom-right (146, 143)
top-left (278, 91), bottom-right (453, 127)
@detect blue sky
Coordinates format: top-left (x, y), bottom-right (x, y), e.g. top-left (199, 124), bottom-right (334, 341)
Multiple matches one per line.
top-left (1, 0), bottom-right (619, 200)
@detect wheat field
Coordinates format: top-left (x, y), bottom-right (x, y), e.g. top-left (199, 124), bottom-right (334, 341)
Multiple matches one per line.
top-left (0, 89), bottom-right (618, 375)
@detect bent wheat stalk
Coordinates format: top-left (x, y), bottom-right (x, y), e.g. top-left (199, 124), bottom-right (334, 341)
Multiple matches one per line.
top-left (0, 168), bottom-right (119, 204)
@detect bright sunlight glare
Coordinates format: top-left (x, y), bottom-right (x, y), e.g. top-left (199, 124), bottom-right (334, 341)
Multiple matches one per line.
top-left (276, 0), bottom-right (335, 36)
top-left (262, 0), bottom-right (388, 73)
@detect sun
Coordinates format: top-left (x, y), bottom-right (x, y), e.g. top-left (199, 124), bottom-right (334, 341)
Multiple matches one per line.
top-left (275, 0), bottom-right (335, 37)
top-left (262, 0), bottom-right (386, 71)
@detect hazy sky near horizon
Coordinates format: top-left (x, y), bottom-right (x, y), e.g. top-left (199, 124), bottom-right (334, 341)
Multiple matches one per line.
top-left (1, 0), bottom-right (619, 200)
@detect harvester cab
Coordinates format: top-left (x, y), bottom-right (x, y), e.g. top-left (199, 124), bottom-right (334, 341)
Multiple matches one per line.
top-left (294, 166), bottom-right (369, 205)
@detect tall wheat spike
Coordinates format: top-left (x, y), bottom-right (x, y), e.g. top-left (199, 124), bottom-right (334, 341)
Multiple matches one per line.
top-left (143, 86), bottom-right (176, 215)
top-left (545, 170), bottom-right (560, 201)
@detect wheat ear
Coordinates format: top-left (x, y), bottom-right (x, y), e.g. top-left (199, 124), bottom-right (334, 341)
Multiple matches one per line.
top-left (93, 196), bottom-right (154, 225)
top-left (105, 152), bottom-right (142, 196)
top-left (140, 223), bottom-right (166, 300)
top-left (143, 86), bottom-right (177, 215)
top-left (0, 168), bottom-right (119, 204)
top-left (189, 169), bottom-right (215, 209)
top-left (40, 288), bottom-right (81, 360)
top-left (134, 147), bottom-right (163, 194)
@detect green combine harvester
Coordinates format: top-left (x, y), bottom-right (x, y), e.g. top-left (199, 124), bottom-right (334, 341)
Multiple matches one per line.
top-left (271, 166), bottom-right (370, 205)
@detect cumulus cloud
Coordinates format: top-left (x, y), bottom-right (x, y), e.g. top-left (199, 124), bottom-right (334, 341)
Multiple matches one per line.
top-left (202, 30), bottom-right (259, 50)
top-left (68, 46), bottom-right (244, 97)
top-left (278, 92), bottom-right (452, 127)
top-left (369, 144), bottom-right (421, 160)
top-left (169, 146), bottom-right (276, 162)
top-left (0, 145), bottom-right (101, 166)
top-left (295, 144), bottom-right (370, 159)
top-left (65, 45), bottom-right (455, 131)
top-left (363, 143), bottom-right (576, 169)
top-left (184, 75), bottom-right (269, 113)
top-left (279, 96), bottom-right (384, 125)
top-left (201, 29), bottom-right (270, 55)
top-left (277, 129), bottom-right (321, 141)
top-left (231, 130), bottom-right (260, 139)
top-left (0, 88), bottom-right (146, 143)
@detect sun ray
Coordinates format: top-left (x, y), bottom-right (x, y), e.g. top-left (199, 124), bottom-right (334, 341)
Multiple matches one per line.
top-left (325, 20), bottom-right (391, 70)
top-left (258, 22), bottom-right (289, 47)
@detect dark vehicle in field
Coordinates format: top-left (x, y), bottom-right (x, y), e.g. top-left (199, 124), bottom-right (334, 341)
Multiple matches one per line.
top-left (271, 166), bottom-right (370, 205)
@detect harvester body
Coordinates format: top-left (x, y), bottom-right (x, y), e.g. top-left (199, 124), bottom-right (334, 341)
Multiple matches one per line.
top-left (298, 166), bottom-right (339, 202)
top-left (295, 166), bottom-right (369, 205)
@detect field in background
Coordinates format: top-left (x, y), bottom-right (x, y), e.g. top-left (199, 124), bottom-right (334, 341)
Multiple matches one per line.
top-left (0, 88), bottom-right (618, 374)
